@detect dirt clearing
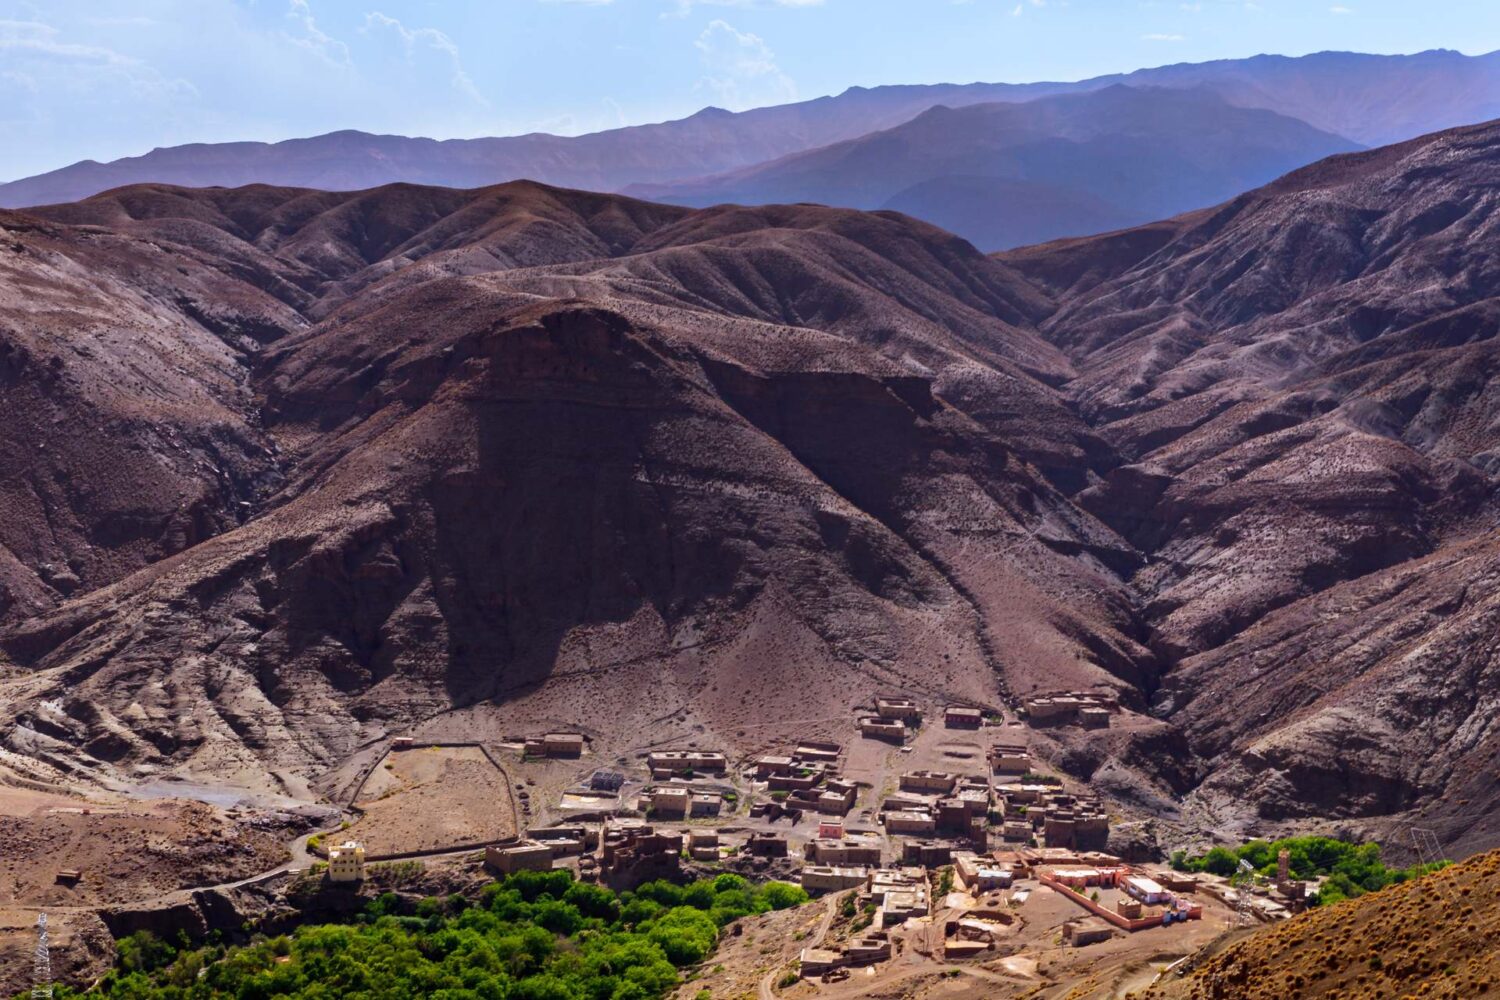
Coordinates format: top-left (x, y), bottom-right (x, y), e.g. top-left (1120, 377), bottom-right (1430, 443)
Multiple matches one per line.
top-left (351, 745), bottom-right (518, 856)
top-left (0, 793), bottom-right (288, 908)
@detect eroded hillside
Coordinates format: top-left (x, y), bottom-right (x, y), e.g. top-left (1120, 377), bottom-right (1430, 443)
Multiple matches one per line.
top-left (1004, 120), bottom-right (1500, 849)
top-left (0, 181), bottom-right (1147, 800)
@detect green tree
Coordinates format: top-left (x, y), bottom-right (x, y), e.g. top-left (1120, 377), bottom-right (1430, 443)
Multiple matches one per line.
top-left (759, 882), bottom-right (809, 911)
top-left (1200, 846), bottom-right (1240, 877)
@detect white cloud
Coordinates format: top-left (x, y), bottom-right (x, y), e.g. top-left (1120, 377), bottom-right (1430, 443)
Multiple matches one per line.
top-left (284, 0), bottom-right (350, 66)
top-left (0, 4), bottom-right (515, 180)
top-left (1, 18), bottom-right (145, 68)
top-left (0, 17), bottom-right (199, 176)
top-left (670, 0), bottom-right (823, 17)
top-left (1330, 4), bottom-right (1353, 12)
top-left (693, 19), bottom-right (797, 110)
top-left (361, 11), bottom-right (486, 106)
top-left (0, 18), bottom-right (196, 105)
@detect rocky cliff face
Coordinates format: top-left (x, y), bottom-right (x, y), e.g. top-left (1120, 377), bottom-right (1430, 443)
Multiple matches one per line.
top-left (0, 209), bottom-right (299, 623)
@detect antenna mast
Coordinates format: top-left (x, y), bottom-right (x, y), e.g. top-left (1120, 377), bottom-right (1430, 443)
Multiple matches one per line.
top-left (1233, 858), bottom-right (1256, 927)
top-left (33, 912), bottom-right (53, 1000)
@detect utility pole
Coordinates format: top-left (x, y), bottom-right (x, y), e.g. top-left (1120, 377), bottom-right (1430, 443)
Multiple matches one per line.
top-left (1409, 827), bottom-right (1446, 870)
top-left (1233, 858), bottom-right (1256, 927)
top-left (1409, 826), bottom-right (1464, 912)
top-left (33, 912), bottom-right (53, 1000)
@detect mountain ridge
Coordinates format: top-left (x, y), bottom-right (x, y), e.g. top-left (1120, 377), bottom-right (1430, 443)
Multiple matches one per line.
top-left (623, 85), bottom-right (1361, 250)
top-left (2, 48), bottom-right (1496, 210)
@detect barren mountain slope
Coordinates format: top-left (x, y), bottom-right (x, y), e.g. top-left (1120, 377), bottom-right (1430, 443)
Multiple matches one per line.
top-left (27, 181), bottom-right (693, 317)
top-left (0, 183), bottom-right (694, 630)
top-left (0, 210), bottom-right (304, 624)
top-left (8, 119), bottom-right (1500, 851)
top-left (1004, 120), bottom-right (1500, 842)
top-left (0, 185), bottom-right (1149, 798)
top-left (468, 202), bottom-right (1120, 491)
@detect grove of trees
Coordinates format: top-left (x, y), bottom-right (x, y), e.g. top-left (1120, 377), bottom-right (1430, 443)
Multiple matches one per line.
top-left (36, 870), bottom-right (809, 1000)
top-left (1170, 835), bottom-right (1447, 906)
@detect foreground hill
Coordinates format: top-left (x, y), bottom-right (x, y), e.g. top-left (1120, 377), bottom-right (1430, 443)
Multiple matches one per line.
top-left (1, 49), bottom-right (1493, 210)
top-left (1144, 848), bottom-right (1500, 1000)
top-left (627, 86), bottom-right (1357, 250)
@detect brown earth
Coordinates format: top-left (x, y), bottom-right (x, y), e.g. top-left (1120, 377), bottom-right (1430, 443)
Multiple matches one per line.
top-left (0, 908), bottom-right (114, 997)
top-left (691, 875), bottom-right (1237, 1000)
top-left (0, 179), bottom-right (1142, 803)
top-left (0, 790), bottom-right (286, 908)
top-left (1140, 848), bottom-right (1500, 1000)
top-left (349, 746), bottom-right (517, 856)
top-left (0, 119), bottom-right (1499, 863)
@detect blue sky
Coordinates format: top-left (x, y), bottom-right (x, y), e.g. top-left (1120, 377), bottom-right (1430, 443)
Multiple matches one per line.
top-left (2, 0), bottom-right (1498, 181)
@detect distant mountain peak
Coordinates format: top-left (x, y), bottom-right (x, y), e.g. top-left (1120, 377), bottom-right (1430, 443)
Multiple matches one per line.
top-left (2, 48), bottom-right (1496, 210)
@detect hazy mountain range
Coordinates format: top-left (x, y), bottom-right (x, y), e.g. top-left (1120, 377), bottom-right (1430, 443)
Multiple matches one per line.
top-left (625, 86), bottom-right (1360, 250)
top-left (2, 49), bottom-right (1498, 249)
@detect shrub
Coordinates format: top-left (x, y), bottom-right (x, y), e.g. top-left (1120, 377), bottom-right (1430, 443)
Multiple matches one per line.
top-left (760, 882), bottom-right (810, 911)
top-left (1200, 847), bottom-right (1240, 877)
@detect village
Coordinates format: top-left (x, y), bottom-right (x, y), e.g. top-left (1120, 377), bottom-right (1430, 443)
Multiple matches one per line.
top-left (314, 691), bottom-right (1315, 993)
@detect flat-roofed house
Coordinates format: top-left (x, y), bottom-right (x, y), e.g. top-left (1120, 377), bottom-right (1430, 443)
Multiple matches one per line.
top-left (988, 743), bottom-right (1031, 775)
top-left (650, 786), bottom-right (691, 818)
top-left (884, 810), bottom-right (937, 836)
top-left (900, 770), bottom-right (957, 794)
top-left (755, 755), bottom-right (795, 777)
top-left (486, 841), bottom-right (552, 875)
top-left (876, 698), bottom-right (921, 722)
top-left (801, 866), bottom-right (869, 891)
top-left (328, 841), bottom-right (366, 883)
top-left (944, 706), bottom-right (984, 729)
top-left (1123, 875), bottom-right (1167, 904)
top-left (1065, 919), bottom-right (1114, 947)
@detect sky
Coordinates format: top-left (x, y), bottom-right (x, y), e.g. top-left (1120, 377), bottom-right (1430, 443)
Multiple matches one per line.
top-left (2, 0), bottom-right (1498, 181)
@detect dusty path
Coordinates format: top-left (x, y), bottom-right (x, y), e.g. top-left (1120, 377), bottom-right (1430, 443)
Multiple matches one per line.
top-left (758, 895), bottom-right (840, 1000)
